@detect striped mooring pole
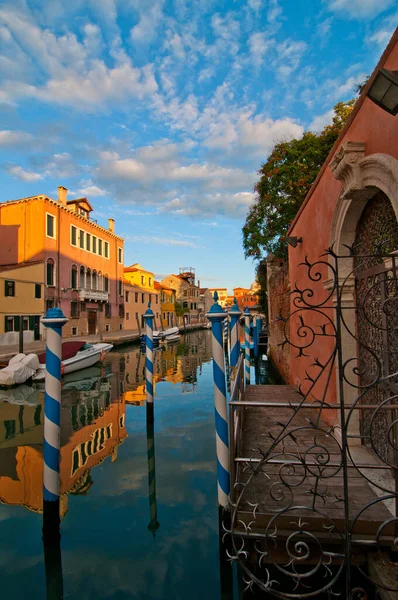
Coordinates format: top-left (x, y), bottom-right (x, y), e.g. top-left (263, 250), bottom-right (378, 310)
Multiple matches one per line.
top-left (207, 292), bottom-right (230, 508)
top-left (253, 314), bottom-right (258, 359)
top-left (41, 307), bottom-right (68, 543)
top-left (244, 307), bottom-right (251, 385)
top-left (146, 401), bottom-right (160, 538)
top-left (144, 303), bottom-right (155, 405)
top-left (229, 297), bottom-right (241, 369)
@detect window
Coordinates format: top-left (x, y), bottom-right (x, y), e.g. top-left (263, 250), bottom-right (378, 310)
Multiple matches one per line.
top-left (92, 271), bottom-right (97, 291)
top-left (86, 269), bottom-right (91, 290)
top-left (141, 275), bottom-right (145, 285)
top-left (71, 301), bottom-right (80, 318)
top-left (141, 293), bottom-right (145, 303)
top-left (135, 292), bottom-right (138, 303)
top-left (71, 266), bottom-right (77, 289)
top-left (104, 242), bottom-right (109, 258)
top-left (120, 323), bottom-right (123, 330)
top-left (80, 266), bottom-right (85, 288)
top-left (155, 295), bottom-right (158, 304)
top-left (118, 280), bottom-right (123, 296)
top-left (183, 301), bottom-right (188, 308)
top-left (149, 294), bottom-right (152, 304)
top-left (79, 229), bottom-right (84, 249)
top-left (71, 226), bottom-right (77, 246)
top-left (119, 304), bottom-right (124, 318)
top-left (46, 299), bottom-right (55, 312)
top-left (72, 327), bottom-right (78, 336)
top-left (92, 236), bottom-right (97, 254)
top-left (126, 312), bottom-right (130, 321)
top-left (5, 316), bottom-right (14, 332)
top-left (5, 280), bottom-right (15, 297)
top-left (104, 275), bottom-right (109, 292)
top-left (86, 233), bottom-right (91, 252)
top-left (46, 259), bottom-right (55, 286)
top-left (183, 289), bottom-right (187, 296)
top-left (98, 239), bottom-right (103, 256)
top-left (105, 303), bottom-right (111, 318)
top-left (149, 277), bottom-right (152, 286)
top-left (118, 248), bottom-right (123, 263)
top-left (98, 302), bottom-right (103, 312)
top-left (125, 291), bottom-right (130, 303)
top-left (35, 283), bottom-right (41, 299)
top-left (46, 213), bottom-right (55, 238)
top-left (105, 324), bottom-right (110, 332)
top-left (80, 301), bottom-right (86, 312)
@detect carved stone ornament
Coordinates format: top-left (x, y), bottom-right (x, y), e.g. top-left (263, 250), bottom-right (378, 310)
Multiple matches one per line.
top-left (329, 141), bottom-right (366, 200)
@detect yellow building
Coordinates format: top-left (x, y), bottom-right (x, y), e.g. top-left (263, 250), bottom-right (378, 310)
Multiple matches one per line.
top-left (208, 288), bottom-right (228, 307)
top-left (0, 261), bottom-right (45, 344)
top-left (155, 281), bottom-right (176, 328)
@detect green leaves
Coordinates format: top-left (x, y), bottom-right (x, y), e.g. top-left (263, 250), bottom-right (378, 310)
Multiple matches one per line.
top-left (242, 100), bottom-right (355, 259)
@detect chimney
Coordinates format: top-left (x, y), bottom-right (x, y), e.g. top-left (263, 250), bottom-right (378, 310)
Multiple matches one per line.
top-left (58, 186), bottom-right (67, 206)
top-left (108, 218), bottom-right (115, 233)
top-left (197, 280), bottom-right (200, 289)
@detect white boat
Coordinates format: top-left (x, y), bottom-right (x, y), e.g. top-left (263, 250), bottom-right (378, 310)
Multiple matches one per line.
top-left (160, 329), bottom-right (181, 344)
top-left (141, 326), bottom-right (179, 344)
top-left (33, 341), bottom-right (113, 382)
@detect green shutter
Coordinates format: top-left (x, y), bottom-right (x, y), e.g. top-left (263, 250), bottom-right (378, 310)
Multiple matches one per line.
top-left (14, 316), bottom-right (20, 331)
top-left (29, 316), bottom-right (35, 330)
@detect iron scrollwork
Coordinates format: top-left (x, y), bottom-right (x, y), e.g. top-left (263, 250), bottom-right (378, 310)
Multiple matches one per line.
top-left (227, 246), bottom-right (398, 598)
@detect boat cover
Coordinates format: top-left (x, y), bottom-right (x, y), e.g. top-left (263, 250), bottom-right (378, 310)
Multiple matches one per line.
top-left (37, 341), bottom-right (86, 364)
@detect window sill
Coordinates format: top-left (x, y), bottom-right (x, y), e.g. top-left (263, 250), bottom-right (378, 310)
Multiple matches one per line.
top-left (46, 285), bottom-right (56, 288)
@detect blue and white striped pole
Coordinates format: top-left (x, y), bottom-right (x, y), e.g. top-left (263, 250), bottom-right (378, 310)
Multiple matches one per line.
top-left (41, 307), bottom-right (68, 542)
top-left (256, 315), bottom-right (262, 356)
top-left (229, 298), bottom-right (241, 369)
top-left (244, 307), bottom-right (251, 385)
top-left (144, 303), bottom-right (155, 405)
top-left (207, 292), bottom-right (230, 508)
top-left (253, 314), bottom-right (258, 358)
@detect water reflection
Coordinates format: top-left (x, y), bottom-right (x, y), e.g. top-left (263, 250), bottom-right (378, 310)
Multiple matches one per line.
top-left (0, 329), bottom-right (226, 600)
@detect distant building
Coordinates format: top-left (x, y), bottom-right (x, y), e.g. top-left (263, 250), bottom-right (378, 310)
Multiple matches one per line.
top-left (208, 287), bottom-right (228, 307)
top-left (123, 264), bottom-right (160, 328)
top-left (0, 261), bottom-right (44, 345)
top-left (156, 281), bottom-right (176, 328)
top-left (161, 267), bottom-right (201, 324)
top-left (200, 287), bottom-right (213, 318)
top-left (233, 287), bottom-right (259, 312)
top-left (0, 186), bottom-right (124, 340)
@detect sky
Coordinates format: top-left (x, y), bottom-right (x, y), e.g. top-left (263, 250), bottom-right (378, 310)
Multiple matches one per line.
top-left (0, 0), bottom-right (396, 292)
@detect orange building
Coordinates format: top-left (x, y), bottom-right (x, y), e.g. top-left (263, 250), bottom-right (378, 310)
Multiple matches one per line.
top-left (0, 186), bottom-right (125, 338)
top-left (233, 287), bottom-right (259, 312)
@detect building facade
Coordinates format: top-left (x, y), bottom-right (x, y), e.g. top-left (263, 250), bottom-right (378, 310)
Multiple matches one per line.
top-left (0, 186), bottom-right (125, 338)
top-left (208, 287), bottom-right (228, 307)
top-left (0, 261), bottom-right (44, 345)
top-left (233, 287), bottom-right (259, 312)
top-left (124, 280), bottom-right (161, 332)
top-left (200, 288), bottom-right (213, 319)
top-left (161, 268), bottom-right (200, 324)
top-left (156, 281), bottom-right (176, 328)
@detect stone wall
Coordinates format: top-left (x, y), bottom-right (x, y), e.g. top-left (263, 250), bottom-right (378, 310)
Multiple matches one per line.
top-left (266, 256), bottom-right (290, 382)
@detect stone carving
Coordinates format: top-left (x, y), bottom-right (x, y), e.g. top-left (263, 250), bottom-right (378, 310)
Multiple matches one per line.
top-left (329, 141), bottom-right (366, 200)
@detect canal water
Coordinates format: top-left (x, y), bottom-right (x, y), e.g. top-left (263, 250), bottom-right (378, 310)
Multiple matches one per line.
top-left (0, 329), bottom-right (236, 600)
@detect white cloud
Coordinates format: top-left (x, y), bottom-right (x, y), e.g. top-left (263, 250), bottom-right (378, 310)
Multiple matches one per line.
top-left (211, 12), bottom-right (240, 56)
top-left (309, 109), bottom-right (334, 132)
top-left (248, 33), bottom-right (272, 67)
top-left (7, 165), bottom-right (43, 182)
top-left (335, 73), bottom-right (366, 98)
top-left (276, 39), bottom-right (307, 79)
top-left (99, 150), bottom-right (120, 161)
top-left (327, 0), bottom-right (394, 18)
top-left (198, 67), bottom-right (215, 83)
top-left (367, 11), bottom-right (397, 46)
top-left (0, 129), bottom-right (32, 146)
top-left (78, 180), bottom-right (109, 197)
top-left (124, 235), bottom-right (202, 248)
top-left (130, 0), bottom-right (164, 45)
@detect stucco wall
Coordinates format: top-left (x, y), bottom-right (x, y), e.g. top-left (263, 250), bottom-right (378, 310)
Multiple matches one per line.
top-left (266, 257), bottom-right (290, 382)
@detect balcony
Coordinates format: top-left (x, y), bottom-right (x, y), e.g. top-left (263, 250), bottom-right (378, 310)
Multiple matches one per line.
top-left (79, 288), bottom-right (109, 302)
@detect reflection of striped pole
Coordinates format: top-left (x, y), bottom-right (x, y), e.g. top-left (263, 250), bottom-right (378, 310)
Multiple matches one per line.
top-left (229, 298), bottom-right (241, 369)
top-left (41, 307), bottom-right (68, 542)
top-left (207, 292), bottom-right (230, 508)
top-left (244, 307), bottom-right (251, 385)
top-left (146, 402), bottom-right (160, 537)
top-left (144, 303), bottom-right (155, 405)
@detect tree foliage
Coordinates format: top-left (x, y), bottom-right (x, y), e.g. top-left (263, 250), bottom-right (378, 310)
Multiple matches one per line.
top-left (242, 100), bottom-right (355, 259)
top-left (174, 302), bottom-right (186, 317)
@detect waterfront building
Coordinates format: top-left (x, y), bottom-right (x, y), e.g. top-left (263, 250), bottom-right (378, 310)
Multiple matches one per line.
top-left (161, 268), bottom-right (201, 324)
top-left (199, 287), bottom-right (213, 320)
top-left (233, 287), bottom-right (259, 312)
top-left (0, 261), bottom-right (44, 345)
top-left (208, 287), bottom-right (228, 307)
top-left (156, 281), bottom-right (177, 328)
top-left (124, 279), bottom-right (161, 332)
top-left (0, 186), bottom-right (124, 339)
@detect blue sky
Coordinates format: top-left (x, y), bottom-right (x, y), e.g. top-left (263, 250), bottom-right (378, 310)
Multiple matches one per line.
top-left (0, 0), bottom-right (396, 292)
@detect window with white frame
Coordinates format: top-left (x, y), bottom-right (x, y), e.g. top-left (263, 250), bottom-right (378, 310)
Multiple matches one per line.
top-left (79, 229), bottom-right (84, 249)
top-left (71, 225), bottom-right (77, 246)
top-left (118, 247), bottom-right (123, 264)
top-left (86, 233), bottom-right (91, 252)
top-left (92, 236), bottom-right (97, 254)
top-left (46, 259), bottom-right (55, 286)
top-left (104, 241), bottom-right (109, 258)
top-left (98, 239), bottom-right (103, 256)
top-left (46, 213), bottom-right (55, 239)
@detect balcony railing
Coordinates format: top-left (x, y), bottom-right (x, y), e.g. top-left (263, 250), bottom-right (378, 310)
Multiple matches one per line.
top-left (79, 288), bottom-right (109, 302)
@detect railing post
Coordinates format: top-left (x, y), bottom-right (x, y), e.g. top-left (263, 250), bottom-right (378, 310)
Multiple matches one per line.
top-left (144, 303), bottom-right (155, 405)
top-left (207, 292), bottom-right (230, 509)
top-left (41, 307), bottom-right (68, 542)
top-left (229, 298), bottom-right (241, 370)
top-left (244, 307), bottom-right (251, 385)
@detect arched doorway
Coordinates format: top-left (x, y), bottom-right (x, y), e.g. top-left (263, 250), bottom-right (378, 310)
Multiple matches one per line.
top-left (353, 190), bottom-right (398, 464)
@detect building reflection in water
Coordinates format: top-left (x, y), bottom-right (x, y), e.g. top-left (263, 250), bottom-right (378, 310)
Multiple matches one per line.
top-left (0, 365), bottom-right (127, 517)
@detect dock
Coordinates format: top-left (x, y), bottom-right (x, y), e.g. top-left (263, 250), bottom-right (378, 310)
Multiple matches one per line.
top-left (230, 384), bottom-right (395, 544)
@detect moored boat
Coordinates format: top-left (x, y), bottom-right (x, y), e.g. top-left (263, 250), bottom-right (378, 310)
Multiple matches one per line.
top-left (32, 341), bottom-right (113, 382)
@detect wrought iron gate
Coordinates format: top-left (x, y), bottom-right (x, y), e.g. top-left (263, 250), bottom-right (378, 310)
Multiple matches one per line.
top-left (226, 245), bottom-right (398, 599)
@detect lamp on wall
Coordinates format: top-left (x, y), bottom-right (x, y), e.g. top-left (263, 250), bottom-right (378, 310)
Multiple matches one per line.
top-left (284, 236), bottom-right (303, 248)
top-left (367, 68), bottom-right (398, 116)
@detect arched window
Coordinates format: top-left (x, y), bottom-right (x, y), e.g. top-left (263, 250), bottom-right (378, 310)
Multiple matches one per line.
top-left (71, 264), bottom-right (78, 289)
top-left (92, 270), bottom-right (97, 291)
top-left (80, 266), bottom-right (85, 288)
top-left (46, 258), bottom-right (55, 286)
top-left (98, 271), bottom-right (102, 291)
top-left (104, 274), bottom-right (109, 293)
top-left (86, 268), bottom-right (91, 290)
